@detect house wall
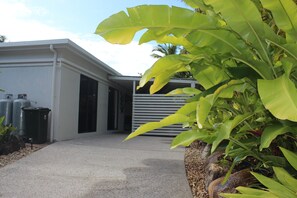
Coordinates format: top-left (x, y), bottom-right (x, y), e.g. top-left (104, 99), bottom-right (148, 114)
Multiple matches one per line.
top-left (0, 66), bottom-right (53, 108)
top-left (53, 55), bottom-right (124, 141)
top-left (0, 40), bottom-right (127, 142)
top-left (97, 83), bottom-right (109, 133)
top-left (55, 66), bottom-right (80, 140)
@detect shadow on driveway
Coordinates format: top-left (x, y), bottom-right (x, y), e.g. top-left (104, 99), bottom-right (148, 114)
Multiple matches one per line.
top-left (84, 158), bottom-right (189, 198)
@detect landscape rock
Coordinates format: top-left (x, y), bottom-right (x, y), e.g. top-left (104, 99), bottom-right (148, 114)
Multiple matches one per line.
top-left (204, 151), bottom-right (230, 189)
top-left (208, 168), bottom-right (256, 198)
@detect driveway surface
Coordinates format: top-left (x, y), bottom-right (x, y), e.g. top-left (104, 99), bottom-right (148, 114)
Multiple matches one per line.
top-left (0, 133), bottom-right (192, 198)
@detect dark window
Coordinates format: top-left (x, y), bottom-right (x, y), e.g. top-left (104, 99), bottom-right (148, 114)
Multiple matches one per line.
top-left (108, 87), bottom-right (119, 130)
top-left (78, 75), bottom-right (98, 133)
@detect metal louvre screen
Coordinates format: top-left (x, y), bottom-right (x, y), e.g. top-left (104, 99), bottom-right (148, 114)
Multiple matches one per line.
top-left (132, 94), bottom-right (188, 136)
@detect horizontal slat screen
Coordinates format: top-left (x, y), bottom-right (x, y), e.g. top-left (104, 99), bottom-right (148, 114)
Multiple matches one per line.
top-left (132, 94), bottom-right (188, 136)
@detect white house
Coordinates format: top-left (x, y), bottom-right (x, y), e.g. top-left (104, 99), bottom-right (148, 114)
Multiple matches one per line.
top-left (0, 39), bottom-right (196, 142)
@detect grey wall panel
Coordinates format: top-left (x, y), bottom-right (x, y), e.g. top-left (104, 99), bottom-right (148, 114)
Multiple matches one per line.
top-left (55, 66), bottom-right (80, 140)
top-left (97, 83), bottom-right (109, 134)
top-left (0, 66), bottom-right (53, 108)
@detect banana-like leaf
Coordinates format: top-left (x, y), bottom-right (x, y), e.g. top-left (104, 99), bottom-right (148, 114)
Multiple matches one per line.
top-left (279, 43), bottom-right (297, 62)
top-left (273, 167), bottom-right (297, 193)
top-left (139, 30), bottom-right (199, 54)
top-left (125, 114), bottom-right (190, 140)
top-left (186, 29), bottom-right (245, 55)
top-left (184, 0), bottom-right (210, 11)
top-left (176, 101), bottom-right (198, 115)
top-left (137, 54), bottom-right (196, 90)
top-left (166, 87), bottom-right (201, 96)
top-left (192, 64), bottom-right (230, 89)
top-left (280, 147), bottom-right (297, 170)
top-left (171, 129), bottom-right (215, 149)
top-left (261, 0), bottom-right (297, 42)
top-left (204, 0), bottom-right (272, 65)
top-left (258, 75), bottom-right (297, 122)
top-left (265, 39), bottom-right (297, 62)
top-left (233, 56), bottom-right (274, 80)
top-left (216, 82), bottom-right (248, 99)
top-left (260, 124), bottom-right (291, 151)
top-left (150, 68), bottom-right (187, 94)
top-left (251, 172), bottom-right (296, 198)
top-left (96, 5), bottom-right (218, 44)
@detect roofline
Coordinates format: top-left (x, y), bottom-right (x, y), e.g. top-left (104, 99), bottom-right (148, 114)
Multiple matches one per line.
top-left (0, 39), bottom-right (121, 76)
top-left (109, 75), bottom-right (197, 84)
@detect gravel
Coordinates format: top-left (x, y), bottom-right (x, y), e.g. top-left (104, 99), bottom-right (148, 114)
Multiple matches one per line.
top-left (184, 140), bottom-right (209, 198)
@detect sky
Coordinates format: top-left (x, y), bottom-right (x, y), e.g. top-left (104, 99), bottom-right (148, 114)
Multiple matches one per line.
top-left (0, 0), bottom-right (190, 76)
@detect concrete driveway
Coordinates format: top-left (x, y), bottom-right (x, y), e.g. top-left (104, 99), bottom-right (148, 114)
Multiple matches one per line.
top-left (0, 133), bottom-right (192, 198)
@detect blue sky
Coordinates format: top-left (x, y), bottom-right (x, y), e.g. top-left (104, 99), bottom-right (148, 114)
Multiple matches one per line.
top-left (0, 0), bottom-right (190, 75)
top-left (23, 0), bottom-right (189, 34)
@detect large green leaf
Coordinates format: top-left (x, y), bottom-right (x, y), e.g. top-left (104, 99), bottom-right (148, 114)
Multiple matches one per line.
top-left (186, 29), bottom-right (245, 55)
top-left (192, 64), bottom-right (230, 89)
top-left (260, 124), bottom-right (291, 151)
top-left (166, 88), bottom-right (201, 96)
top-left (184, 0), bottom-right (210, 11)
top-left (150, 67), bottom-right (189, 94)
top-left (139, 30), bottom-right (199, 54)
top-left (196, 94), bottom-right (214, 128)
top-left (137, 54), bottom-right (196, 91)
top-left (273, 167), bottom-right (297, 193)
top-left (258, 75), bottom-right (297, 121)
top-left (261, 0), bottom-right (297, 42)
top-left (125, 114), bottom-right (189, 140)
top-left (171, 129), bottom-right (215, 148)
top-left (232, 56), bottom-right (274, 80)
top-left (265, 39), bottom-right (297, 62)
top-left (280, 147), bottom-right (297, 170)
top-left (204, 0), bottom-right (272, 66)
top-left (251, 172), bottom-right (296, 198)
top-left (96, 5), bottom-right (218, 44)
top-left (176, 101), bottom-right (198, 115)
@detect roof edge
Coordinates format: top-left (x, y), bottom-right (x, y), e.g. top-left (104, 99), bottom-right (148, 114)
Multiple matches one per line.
top-left (0, 39), bottom-right (122, 76)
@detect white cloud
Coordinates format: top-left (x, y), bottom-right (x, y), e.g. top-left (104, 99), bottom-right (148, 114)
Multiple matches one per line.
top-left (74, 35), bottom-right (156, 76)
top-left (0, 0), bottom-right (156, 76)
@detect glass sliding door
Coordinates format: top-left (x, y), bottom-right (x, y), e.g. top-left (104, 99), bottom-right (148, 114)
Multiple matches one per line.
top-left (78, 74), bottom-right (98, 133)
top-left (107, 87), bottom-right (119, 130)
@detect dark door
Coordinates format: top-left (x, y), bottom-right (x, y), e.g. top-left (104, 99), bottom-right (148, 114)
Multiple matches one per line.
top-left (78, 75), bottom-right (98, 133)
top-left (108, 87), bottom-right (118, 130)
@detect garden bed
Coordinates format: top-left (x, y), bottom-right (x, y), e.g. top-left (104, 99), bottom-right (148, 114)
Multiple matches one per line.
top-left (185, 141), bottom-right (256, 198)
top-left (185, 140), bottom-right (208, 198)
top-left (0, 143), bottom-right (47, 168)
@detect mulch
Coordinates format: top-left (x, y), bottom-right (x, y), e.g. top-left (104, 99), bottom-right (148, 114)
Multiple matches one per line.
top-left (184, 140), bottom-right (209, 198)
top-left (0, 143), bottom-right (47, 168)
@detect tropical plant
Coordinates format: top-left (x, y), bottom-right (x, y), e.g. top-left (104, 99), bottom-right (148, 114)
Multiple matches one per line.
top-left (151, 43), bottom-right (180, 59)
top-left (96, 0), bottom-right (297, 191)
top-left (0, 116), bottom-right (16, 143)
top-left (151, 43), bottom-right (192, 78)
top-left (221, 147), bottom-right (297, 198)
